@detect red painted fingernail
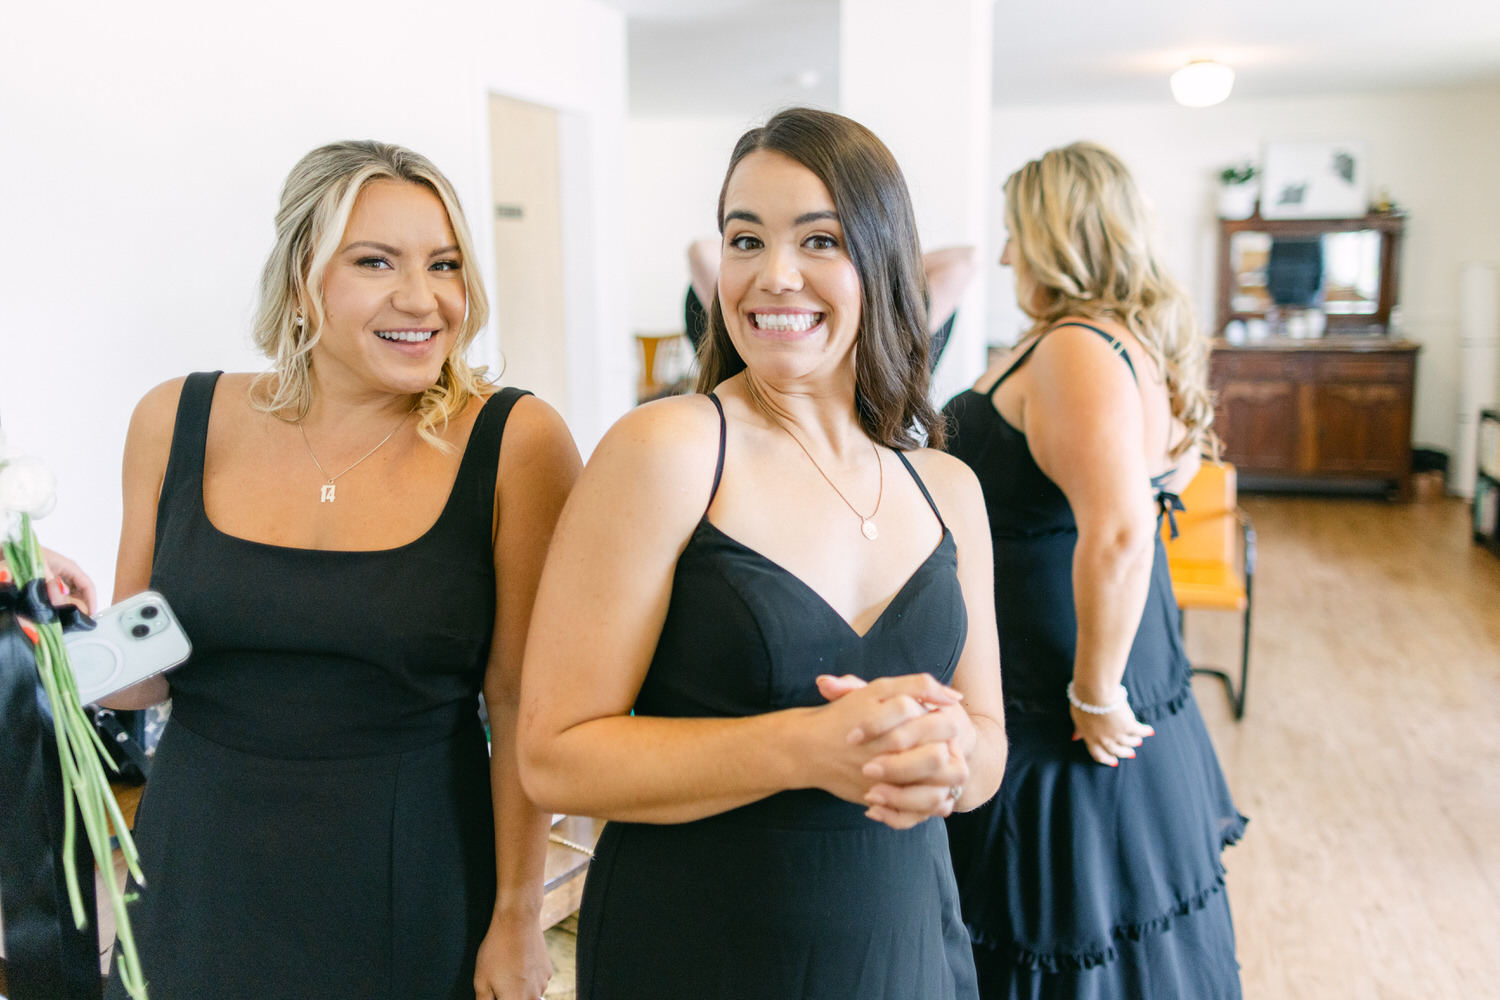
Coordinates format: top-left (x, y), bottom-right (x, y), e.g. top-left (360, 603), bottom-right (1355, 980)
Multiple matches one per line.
top-left (1071, 731), bottom-right (1081, 741)
top-left (19, 620), bottom-right (40, 644)
top-left (1109, 760), bottom-right (1119, 767)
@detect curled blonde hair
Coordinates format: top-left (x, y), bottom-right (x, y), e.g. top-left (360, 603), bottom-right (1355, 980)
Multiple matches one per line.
top-left (1005, 142), bottom-right (1216, 459)
top-left (250, 140), bottom-right (492, 450)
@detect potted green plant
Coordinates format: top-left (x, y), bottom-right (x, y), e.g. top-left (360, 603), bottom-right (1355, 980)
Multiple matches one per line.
top-left (1218, 160), bottom-right (1259, 220)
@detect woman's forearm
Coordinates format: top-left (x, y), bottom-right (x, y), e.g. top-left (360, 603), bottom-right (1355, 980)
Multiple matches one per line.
top-left (1070, 519), bottom-right (1155, 702)
top-left (953, 711), bottom-right (1008, 811)
top-left (487, 695), bottom-right (550, 918)
top-left (521, 709), bottom-right (813, 824)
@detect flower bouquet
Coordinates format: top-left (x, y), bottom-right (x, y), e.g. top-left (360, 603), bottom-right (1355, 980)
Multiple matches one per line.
top-left (0, 431), bottom-right (149, 999)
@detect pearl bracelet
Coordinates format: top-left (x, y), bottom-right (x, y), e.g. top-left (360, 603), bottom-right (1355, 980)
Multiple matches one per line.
top-left (1066, 680), bottom-right (1128, 715)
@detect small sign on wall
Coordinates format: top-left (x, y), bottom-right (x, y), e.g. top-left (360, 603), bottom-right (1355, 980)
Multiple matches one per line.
top-left (495, 204), bottom-right (525, 220)
top-left (1260, 140), bottom-right (1367, 219)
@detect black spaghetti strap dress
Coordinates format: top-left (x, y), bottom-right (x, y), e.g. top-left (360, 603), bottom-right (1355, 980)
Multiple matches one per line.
top-left (575, 393), bottom-right (979, 1000)
top-left (941, 324), bottom-right (1246, 1000)
top-left (104, 371), bottom-right (530, 1000)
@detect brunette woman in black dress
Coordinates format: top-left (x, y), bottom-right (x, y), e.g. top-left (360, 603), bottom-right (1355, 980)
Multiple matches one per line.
top-left (520, 108), bottom-right (1007, 1000)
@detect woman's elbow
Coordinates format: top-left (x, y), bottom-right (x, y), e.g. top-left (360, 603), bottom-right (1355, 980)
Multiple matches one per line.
top-left (515, 719), bottom-right (566, 814)
top-left (1082, 513), bottom-right (1157, 572)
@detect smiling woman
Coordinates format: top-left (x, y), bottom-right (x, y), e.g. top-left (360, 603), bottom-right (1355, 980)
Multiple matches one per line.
top-left (99, 141), bottom-right (582, 1000)
top-left (518, 108), bottom-right (1006, 1000)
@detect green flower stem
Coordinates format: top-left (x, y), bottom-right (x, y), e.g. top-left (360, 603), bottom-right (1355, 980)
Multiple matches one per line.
top-left (5, 517), bottom-right (149, 998)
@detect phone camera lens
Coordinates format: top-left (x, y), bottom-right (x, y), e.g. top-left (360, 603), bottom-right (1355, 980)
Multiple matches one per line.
top-left (140, 605), bottom-right (160, 619)
top-left (131, 624), bottom-right (150, 639)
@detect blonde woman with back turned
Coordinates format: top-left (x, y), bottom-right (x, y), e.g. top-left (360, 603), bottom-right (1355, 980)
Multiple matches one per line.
top-left (940, 142), bottom-right (1246, 998)
top-left (102, 140), bottom-right (581, 1000)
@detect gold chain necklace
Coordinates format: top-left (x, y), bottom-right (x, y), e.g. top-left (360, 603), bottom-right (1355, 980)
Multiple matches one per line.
top-left (744, 375), bottom-right (883, 541)
top-left (296, 409), bottom-right (412, 503)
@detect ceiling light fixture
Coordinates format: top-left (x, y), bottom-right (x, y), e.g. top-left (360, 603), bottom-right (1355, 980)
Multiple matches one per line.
top-left (1170, 59), bottom-right (1235, 108)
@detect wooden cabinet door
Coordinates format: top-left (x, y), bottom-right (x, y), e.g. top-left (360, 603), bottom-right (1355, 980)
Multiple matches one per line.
top-left (1311, 355), bottom-right (1415, 477)
top-left (1315, 381), bottom-right (1410, 475)
top-left (1216, 378), bottom-right (1302, 473)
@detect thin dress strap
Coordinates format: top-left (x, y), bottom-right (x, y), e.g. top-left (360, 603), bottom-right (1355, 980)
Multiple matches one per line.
top-left (893, 451), bottom-right (947, 533)
top-left (1049, 321), bottom-right (1138, 381)
top-left (987, 320), bottom-right (1137, 399)
top-left (704, 393), bottom-right (728, 516)
top-left (986, 338), bottom-right (1046, 399)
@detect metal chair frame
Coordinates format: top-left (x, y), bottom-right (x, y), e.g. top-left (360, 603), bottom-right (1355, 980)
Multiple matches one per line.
top-left (1180, 508), bottom-right (1256, 721)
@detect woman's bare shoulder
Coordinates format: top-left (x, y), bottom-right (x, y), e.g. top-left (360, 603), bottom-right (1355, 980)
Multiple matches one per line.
top-left (578, 394), bottom-right (725, 503)
top-left (902, 447), bottom-right (984, 515)
top-left (596, 394), bottom-right (723, 457)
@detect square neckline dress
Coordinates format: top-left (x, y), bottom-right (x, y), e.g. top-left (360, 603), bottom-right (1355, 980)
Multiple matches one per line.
top-left (941, 324), bottom-right (1247, 999)
top-left (575, 393), bottom-right (980, 1000)
top-left (105, 372), bottom-right (530, 1000)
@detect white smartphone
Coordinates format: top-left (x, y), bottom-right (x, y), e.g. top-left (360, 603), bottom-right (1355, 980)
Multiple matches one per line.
top-left (64, 590), bottom-right (192, 704)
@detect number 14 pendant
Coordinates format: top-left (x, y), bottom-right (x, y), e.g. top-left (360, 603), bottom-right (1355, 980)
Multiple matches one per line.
top-left (320, 483), bottom-right (337, 503)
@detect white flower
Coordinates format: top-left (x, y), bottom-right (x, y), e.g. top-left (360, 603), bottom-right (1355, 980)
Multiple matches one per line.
top-left (0, 456), bottom-right (58, 519)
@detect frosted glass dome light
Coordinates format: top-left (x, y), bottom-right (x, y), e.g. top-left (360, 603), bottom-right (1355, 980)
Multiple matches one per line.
top-left (1170, 60), bottom-right (1235, 108)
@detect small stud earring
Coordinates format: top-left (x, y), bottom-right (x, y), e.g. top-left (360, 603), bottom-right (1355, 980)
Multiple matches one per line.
top-left (295, 314), bottom-right (305, 327)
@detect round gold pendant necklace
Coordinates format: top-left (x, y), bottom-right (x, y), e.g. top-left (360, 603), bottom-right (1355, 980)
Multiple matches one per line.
top-left (296, 408), bottom-right (412, 503)
top-left (745, 376), bottom-right (883, 541)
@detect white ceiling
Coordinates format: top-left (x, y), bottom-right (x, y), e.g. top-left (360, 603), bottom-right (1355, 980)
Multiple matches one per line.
top-left (600, 0), bottom-right (1500, 116)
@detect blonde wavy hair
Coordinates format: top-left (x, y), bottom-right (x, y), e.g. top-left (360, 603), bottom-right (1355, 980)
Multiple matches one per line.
top-left (250, 140), bottom-right (492, 450)
top-left (1004, 142), bottom-right (1216, 459)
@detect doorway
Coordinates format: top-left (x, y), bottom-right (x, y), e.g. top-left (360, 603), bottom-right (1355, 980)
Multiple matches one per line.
top-left (488, 93), bottom-right (568, 415)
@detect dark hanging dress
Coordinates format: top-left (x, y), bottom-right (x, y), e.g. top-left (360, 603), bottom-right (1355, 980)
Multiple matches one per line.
top-left (941, 324), bottom-right (1246, 1000)
top-left (575, 393), bottom-right (979, 1000)
top-left (105, 371), bottom-right (530, 1000)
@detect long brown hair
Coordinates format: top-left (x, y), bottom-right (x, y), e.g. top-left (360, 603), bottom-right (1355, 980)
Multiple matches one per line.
top-left (695, 108), bottom-right (942, 450)
top-left (1005, 142), bottom-right (1216, 458)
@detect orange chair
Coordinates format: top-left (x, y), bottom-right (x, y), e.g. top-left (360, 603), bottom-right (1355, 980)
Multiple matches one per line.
top-left (1161, 460), bottom-right (1256, 720)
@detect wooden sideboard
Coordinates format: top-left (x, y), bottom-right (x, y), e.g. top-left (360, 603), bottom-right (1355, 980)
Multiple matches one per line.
top-left (1210, 338), bottom-right (1420, 498)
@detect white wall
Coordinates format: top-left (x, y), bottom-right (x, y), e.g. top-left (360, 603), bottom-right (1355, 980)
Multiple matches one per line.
top-left (989, 83), bottom-right (1500, 460)
top-left (626, 115), bottom-right (758, 335)
top-left (840, 0), bottom-right (994, 406)
top-left (0, 0), bottom-right (628, 602)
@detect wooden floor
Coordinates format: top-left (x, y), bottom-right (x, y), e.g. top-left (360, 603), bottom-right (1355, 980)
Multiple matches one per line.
top-left (543, 495), bottom-right (1500, 999)
top-left (1188, 495), bottom-right (1500, 1000)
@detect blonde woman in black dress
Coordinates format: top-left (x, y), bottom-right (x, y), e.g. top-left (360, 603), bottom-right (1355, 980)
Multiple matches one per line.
top-left (103, 141), bottom-right (580, 1000)
top-left (942, 142), bottom-right (1245, 998)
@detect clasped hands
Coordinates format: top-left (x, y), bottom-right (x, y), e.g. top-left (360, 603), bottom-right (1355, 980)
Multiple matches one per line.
top-left (813, 673), bottom-right (973, 830)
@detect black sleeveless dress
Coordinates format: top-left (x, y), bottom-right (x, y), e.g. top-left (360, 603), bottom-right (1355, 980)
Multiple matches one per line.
top-left (104, 372), bottom-right (529, 1000)
top-left (575, 394), bottom-right (979, 1000)
top-left (941, 325), bottom-right (1246, 999)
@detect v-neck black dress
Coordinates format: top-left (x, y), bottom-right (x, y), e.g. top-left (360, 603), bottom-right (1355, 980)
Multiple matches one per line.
top-left (575, 394), bottom-right (979, 1000)
top-left (105, 371), bottom-right (529, 1000)
top-left (941, 324), bottom-right (1245, 999)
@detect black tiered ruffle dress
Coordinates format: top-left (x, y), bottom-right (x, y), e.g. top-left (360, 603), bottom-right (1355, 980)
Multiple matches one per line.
top-left (942, 325), bottom-right (1246, 999)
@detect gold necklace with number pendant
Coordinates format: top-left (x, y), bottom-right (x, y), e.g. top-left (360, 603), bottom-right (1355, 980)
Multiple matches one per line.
top-left (296, 409), bottom-right (412, 503)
